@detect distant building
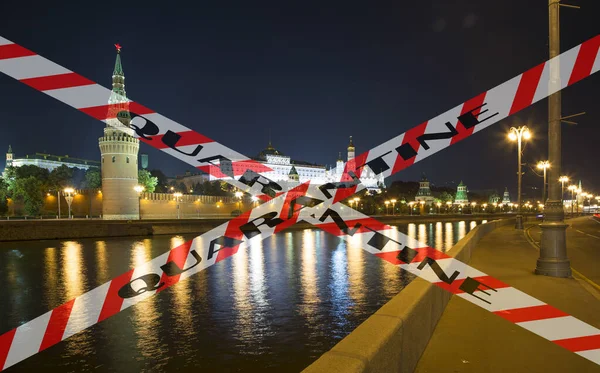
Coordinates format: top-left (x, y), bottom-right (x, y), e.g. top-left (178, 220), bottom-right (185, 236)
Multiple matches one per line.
top-left (3, 145), bottom-right (99, 176)
top-left (502, 187), bottom-right (511, 204)
top-left (454, 181), bottom-right (469, 205)
top-left (208, 137), bottom-right (384, 192)
top-left (168, 170), bottom-right (211, 191)
top-left (140, 154), bottom-right (149, 169)
top-left (414, 173), bottom-right (435, 205)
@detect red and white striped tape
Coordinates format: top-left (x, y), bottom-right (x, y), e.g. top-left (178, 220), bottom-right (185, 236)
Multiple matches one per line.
top-left (301, 205), bottom-right (600, 365)
top-left (0, 34), bottom-right (599, 370)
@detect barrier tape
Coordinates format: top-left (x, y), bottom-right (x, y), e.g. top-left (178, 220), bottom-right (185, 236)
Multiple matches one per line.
top-left (0, 35), bottom-right (599, 370)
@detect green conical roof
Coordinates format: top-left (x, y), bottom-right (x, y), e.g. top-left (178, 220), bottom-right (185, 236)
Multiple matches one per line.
top-left (458, 180), bottom-right (464, 186)
top-left (289, 165), bottom-right (299, 176)
top-left (7, 145), bottom-right (12, 153)
top-left (113, 53), bottom-right (124, 76)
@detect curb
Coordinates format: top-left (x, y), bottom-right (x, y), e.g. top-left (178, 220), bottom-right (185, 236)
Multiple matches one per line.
top-left (302, 218), bottom-right (514, 373)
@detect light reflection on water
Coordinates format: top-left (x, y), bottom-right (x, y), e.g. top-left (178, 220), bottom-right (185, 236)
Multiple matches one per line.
top-left (0, 220), bottom-right (483, 372)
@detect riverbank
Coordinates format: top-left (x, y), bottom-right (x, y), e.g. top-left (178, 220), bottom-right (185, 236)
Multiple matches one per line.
top-left (0, 213), bottom-right (522, 242)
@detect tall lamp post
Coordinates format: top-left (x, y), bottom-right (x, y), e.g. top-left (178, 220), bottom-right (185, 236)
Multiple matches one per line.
top-left (384, 200), bottom-right (390, 215)
top-left (391, 199), bottom-right (397, 216)
top-left (536, 0), bottom-right (573, 277)
top-left (235, 191), bottom-right (243, 213)
top-left (134, 185), bottom-right (145, 220)
top-left (174, 192), bottom-right (182, 219)
top-left (567, 185), bottom-right (577, 217)
top-left (559, 176), bottom-right (569, 208)
top-left (63, 188), bottom-right (74, 219)
top-left (508, 126), bottom-right (531, 229)
top-left (537, 161), bottom-right (550, 204)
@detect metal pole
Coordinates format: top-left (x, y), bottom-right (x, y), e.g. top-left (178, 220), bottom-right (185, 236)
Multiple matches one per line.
top-left (542, 168), bottom-right (547, 204)
top-left (571, 189), bottom-right (574, 216)
top-left (57, 191), bottom-right (60, 219)
top-left (516, 135), bottom-right (524, 229)
top-left (537, 0), bottom-right (571, 277)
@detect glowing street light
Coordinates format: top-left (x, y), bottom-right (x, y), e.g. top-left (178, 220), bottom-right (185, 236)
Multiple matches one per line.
top-left (384, 200), bottom-right (390, 215)
top-left (446, 200), bottom-right (452, 214)
top-left (134, 185), bottom-right (145, 220)
top-left (235, 191), bottom-right (244, 212)
top-left (537, 161), bottom-right (550, 204)
top-left (408, 201), bottom-right (414, 216)
top-left (391, 199), bottom-right (397, 216)
top-left (559, 176), bottom-right (569, 205)
top-left (508, 126), bottom-right (531, 229)
top-left (436, 202), bottom-right (442, 214)
top-left (173, 192), bottom-right (183, 219)
top-left (63, 187), bottom-right (75, 219)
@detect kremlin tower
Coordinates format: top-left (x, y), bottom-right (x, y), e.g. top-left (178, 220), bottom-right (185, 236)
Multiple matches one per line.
top-left (98, 45), bottom-right (140, 220)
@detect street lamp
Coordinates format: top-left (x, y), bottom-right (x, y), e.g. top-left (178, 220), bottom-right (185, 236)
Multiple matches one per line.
top-left (436, 202), bottom-right (441, 214)
top-left (173, 192), bottom-right (182, 219)
top-left (134, 185), bottom-right (145, 220)
top-left (251, 195), bottom-right (259, 208)
top-left (482, 203), bottom-right (488, 213)
top-left (471, 202), bottom-right (477, 213)
top-left (235, 191), bottom-right (243, 212)
top-left (508, 126), bottom-right (531, 229)
top-left (408, 201), bottom-right (414, 216)
top-left (391, 199), bottom-right (397, 216)
top-left (384, 200), bottom-right (390, 215)
top-left (63, 188), bottom-right (75, 219)
top-left (567, 185), bottom-right (577, 216)
top-left (537, 161), bottom-right (550, 204)
top-left (445, 201), bottom-right (452, 214)
top-left (354, 197), bottom-right (361, 216)
top-left (559, 176), bottom-right (569, 205)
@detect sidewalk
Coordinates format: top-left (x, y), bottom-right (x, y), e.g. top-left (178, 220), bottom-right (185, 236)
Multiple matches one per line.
top-left (414, 223), bottom-right (600, 372)
top-left (528, 216), bottom-right (600, 287)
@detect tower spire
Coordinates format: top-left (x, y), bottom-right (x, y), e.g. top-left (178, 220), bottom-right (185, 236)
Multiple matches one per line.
top-left (107, 44), bottom-right (131, 130)
top-left (347, 135), bottom-right (355, 161)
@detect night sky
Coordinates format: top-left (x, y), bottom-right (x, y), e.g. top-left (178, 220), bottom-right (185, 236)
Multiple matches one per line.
top-left (1, 1), bottom-right (599, 198)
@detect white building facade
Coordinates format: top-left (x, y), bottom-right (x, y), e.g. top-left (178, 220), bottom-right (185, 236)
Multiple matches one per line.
top-left (209, 137), bottom-right (384, 192)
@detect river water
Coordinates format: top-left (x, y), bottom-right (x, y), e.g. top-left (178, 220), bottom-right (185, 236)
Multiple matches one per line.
top-left (0, 219), bottom-right (485, 372)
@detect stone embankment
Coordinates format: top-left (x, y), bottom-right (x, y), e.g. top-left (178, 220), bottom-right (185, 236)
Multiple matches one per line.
top-left (0, 213), bottom-right (520, 242)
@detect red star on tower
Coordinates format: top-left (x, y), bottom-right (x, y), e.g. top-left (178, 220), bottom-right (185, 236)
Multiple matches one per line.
top-left (114, 43), bottom-right (122, 53)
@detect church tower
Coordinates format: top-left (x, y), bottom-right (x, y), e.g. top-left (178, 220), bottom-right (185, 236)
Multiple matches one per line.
top-left (415, 173), bottom-right (434, 205)
top-left (502, 187), bottom-right (511, 204)
top-left (347, 136), bottom-right (355, 161)
top-left (98, 45), bottom-right (140, 220)
top-left (336, 151), bottom-right (344, 178)
top-left (454, 181), bottom-right (469, 205)
top-left (6, 145), bottom-right (13, 168)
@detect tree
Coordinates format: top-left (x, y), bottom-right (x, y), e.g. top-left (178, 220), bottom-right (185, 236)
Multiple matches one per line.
top-left (15, 164), bottom-right (50, 181)
top-left (438, 191), bottom-right (455, 203)
top-left (84, 168), bottom-right (102, 188)
top-left (0, 176), bottom-right (8, 215)
top-left (49, 165), bottom-right (73, 191)
top-left (138, 169), bottom-right (158, 193)
top-left (13, 176), bottom-right (44, 216)
top-left (149, 169), bottom-right (169, 186)
top-left (70, 168), bottom-right (87, 189)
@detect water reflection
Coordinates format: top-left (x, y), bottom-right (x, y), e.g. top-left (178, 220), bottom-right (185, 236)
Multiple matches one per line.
top-left (300, 230), bottom-right (319, 323)
top-left (445, 222), bottom-right (454, 251)
top-left (0, 219), bottom-right (483, 373)
top-left (62, 241), bottom-right (84, 300)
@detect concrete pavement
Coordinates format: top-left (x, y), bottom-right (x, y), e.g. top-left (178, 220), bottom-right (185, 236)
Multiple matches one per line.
top-left (528, 216), bottom-right (600, 287)
top-left (414, 222), bottom-right (600, 372)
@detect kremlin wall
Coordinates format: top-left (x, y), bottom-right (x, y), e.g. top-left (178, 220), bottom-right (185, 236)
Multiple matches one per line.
top-left (6, 190), bottom-right (241, 219)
